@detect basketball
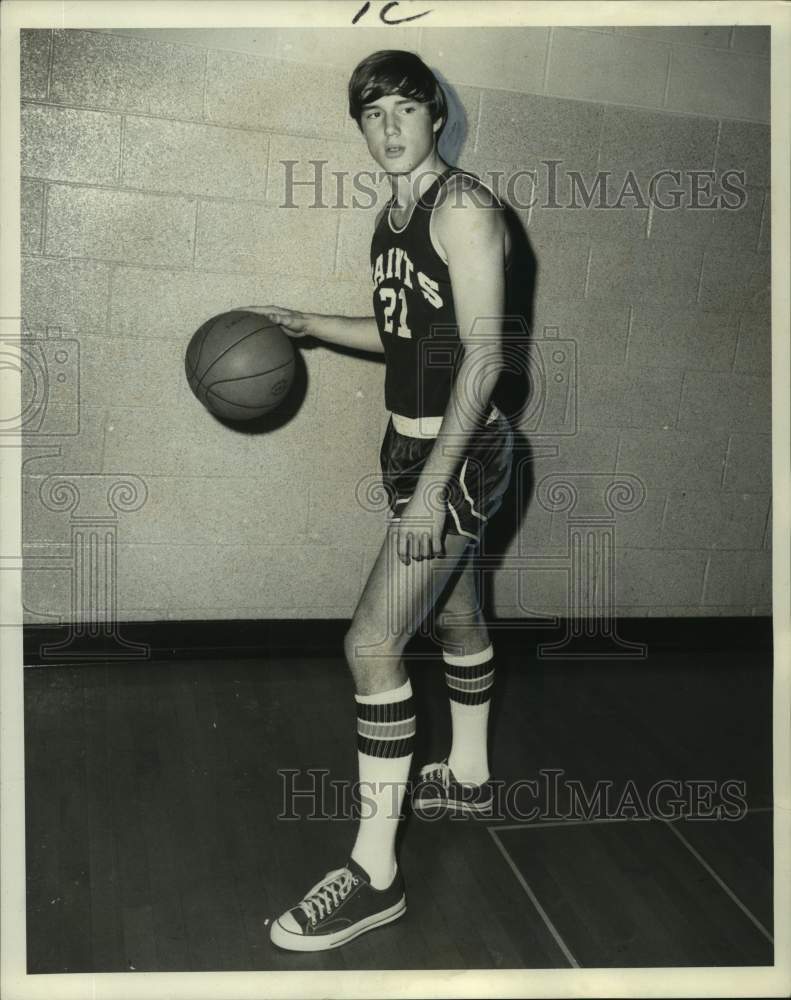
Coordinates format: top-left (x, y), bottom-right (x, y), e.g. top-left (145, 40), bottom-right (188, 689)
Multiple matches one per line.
top-left (184, 311), bottom-right (295, 420)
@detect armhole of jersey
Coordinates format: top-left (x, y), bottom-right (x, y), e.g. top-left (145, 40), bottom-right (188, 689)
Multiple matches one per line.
top-left (428, 173), bottom-right (464, 265)
top-left (428, 193), bottom-right (449, 265)
top-left (429, 172), bottom-right (511, 268)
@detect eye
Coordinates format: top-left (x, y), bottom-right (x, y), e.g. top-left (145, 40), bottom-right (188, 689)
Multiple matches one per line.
top-left (365, 110), bottom-right (380, 119)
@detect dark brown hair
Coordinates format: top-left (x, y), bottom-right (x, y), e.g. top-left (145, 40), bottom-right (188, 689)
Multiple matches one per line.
top-left (348, 50), bottom-right (447, 136)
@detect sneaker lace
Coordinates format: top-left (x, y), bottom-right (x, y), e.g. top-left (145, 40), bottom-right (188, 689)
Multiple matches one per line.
top-left (299, 867), bottom-right (360, 925)
top-left (419, 760), bottom-right (450, 785)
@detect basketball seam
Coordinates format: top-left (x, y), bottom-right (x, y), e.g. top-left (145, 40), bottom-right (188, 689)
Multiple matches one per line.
top-left (192, 312), bottom-right (226, 381)
top-left (204, 387), bottom-right (282, 410)
top-left (204, 357), bottom-right (294, 389)
top-left (194, 321), bottom-right (281, 393)
top-left (205, 357), bottom-right (293, 409)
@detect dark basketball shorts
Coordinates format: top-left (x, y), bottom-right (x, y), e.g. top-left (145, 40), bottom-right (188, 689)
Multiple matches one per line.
top-left (379, 409), bottom-right (514, 544)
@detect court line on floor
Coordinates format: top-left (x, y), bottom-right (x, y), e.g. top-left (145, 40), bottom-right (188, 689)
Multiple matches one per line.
top-left (489, 804), bottom-right (773, 833)
top-left (487, 827), bottom-right (580, 969)
top-left (493, 816), bottom-right (647, 832)
top-left (487, 811), bottom-right (774, 951)
top-left (662, 818), bottom-right (774, 944)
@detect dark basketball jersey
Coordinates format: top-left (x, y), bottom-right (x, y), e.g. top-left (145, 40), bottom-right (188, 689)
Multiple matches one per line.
top-left (370, 167), bottom-right (509, 421)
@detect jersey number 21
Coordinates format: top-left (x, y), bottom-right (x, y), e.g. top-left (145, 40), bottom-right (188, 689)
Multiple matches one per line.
top-left (379, 287), bottom-right (412, 338)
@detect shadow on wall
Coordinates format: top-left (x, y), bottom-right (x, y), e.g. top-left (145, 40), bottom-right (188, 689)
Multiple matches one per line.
top-left (485, 206), bottom-right (537, 574)
top-left (437, 73), bottom-right (540, 616)
top-left (436, 69), bottom-right (469, 165)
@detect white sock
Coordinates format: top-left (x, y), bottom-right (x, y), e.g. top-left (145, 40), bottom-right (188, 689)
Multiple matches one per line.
top-left (444, 644), bottom-right (494, 786)
top-left (350, 678), bottom-right (414, 890)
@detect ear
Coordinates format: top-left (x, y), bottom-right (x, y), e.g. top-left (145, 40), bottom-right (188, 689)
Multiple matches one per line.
top-left (432, 115), bottom-right (444, 134)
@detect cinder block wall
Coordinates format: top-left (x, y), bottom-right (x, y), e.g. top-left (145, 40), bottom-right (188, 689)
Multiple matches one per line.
top-left (20, 25), bottom-right (771, 623)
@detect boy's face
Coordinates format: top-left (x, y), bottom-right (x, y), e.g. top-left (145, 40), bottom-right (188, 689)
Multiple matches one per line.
top-left (359, 92), bottom-right (442, 174)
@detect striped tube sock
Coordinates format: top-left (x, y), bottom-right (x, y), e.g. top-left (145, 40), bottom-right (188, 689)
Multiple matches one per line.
top-left (444, 644), bottom-right (494, 786)
top-left (350, 678), bottom-right (415, 890)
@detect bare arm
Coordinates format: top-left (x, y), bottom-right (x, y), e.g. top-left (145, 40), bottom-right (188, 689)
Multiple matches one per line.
top-left (238, 305), bottom-right (384, 355)
top-left (238, 206), bottom-right (390, 355)
top-left (420, 186), bottom-right (507, 482)
top-left (391, 185), bottom-right (508, 564)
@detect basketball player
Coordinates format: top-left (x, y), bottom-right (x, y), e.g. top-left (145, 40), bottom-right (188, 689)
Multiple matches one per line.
top-left (244, 50), bottom-right (514, 951)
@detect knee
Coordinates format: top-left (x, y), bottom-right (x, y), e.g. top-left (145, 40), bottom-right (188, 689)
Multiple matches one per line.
top-left (434, 596), bottom-right (485, 637)
top-left (343, 617), bottom-right (405, 665)
top-left (434, 616), bottom-right (490, 659)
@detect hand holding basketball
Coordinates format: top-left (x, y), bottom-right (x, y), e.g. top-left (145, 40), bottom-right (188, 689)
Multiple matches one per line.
top-left (184, 310), bottom-right (296, 421)
top-left (238, 305), bottom-right (311, 339)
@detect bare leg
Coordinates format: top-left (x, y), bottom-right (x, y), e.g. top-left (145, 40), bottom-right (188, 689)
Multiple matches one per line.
top-left (269, 526), bottom-right (482, 950)
top-left (432, 541), bottom-right (492, 658)
top-left (429, 543), bottom-right (496, 785)
top-left (344, 525), bottom-right (475, 693)
top-left (343, 524), bottom-right (474, 885)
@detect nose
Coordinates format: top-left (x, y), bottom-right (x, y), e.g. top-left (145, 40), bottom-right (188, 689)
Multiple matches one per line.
top-left (384, 115), bottom-right (400, 138)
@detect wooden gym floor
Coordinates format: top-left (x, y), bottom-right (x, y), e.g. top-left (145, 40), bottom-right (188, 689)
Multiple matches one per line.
top-left (24, 629), bottom-right (774, 972)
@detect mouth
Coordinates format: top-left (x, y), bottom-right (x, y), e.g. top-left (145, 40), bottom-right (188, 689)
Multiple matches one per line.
top-left (384, 145), bottom-right (405, 158)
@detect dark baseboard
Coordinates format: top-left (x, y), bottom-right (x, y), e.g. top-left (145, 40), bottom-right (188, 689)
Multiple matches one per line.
top-left (22, 616), bottom-right (773, 666)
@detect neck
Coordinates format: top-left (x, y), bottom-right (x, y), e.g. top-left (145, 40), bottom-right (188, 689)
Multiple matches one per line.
top-left (389, 152), bottom-right (447, 208)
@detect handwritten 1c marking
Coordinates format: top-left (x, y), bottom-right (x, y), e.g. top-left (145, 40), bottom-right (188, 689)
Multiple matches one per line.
top-left (352, 1), bottom-right (434, 25)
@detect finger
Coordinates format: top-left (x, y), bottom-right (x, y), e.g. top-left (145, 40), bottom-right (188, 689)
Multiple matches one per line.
top-left (239, 305), bottom-right (286, 322)
top-left (264, 305), bottom-right (292, 320)
top-left (397, 528), bottom-right (410, 566)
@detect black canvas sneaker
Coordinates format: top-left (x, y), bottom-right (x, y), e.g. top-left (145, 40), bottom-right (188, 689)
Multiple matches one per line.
top-left (269, 857), bottom-right (406, 951)
top-left (411, 760), bottom-right (494, 816)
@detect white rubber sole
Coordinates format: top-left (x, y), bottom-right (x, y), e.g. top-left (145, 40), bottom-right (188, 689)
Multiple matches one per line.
top-left (412, 796), bottom-right (493, 816)
top-left (269, 896), bottom-right (406, 952)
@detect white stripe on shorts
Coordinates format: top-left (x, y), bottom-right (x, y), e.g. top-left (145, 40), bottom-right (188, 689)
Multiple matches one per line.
top-left (391, 405), bottom-right (500, 439)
